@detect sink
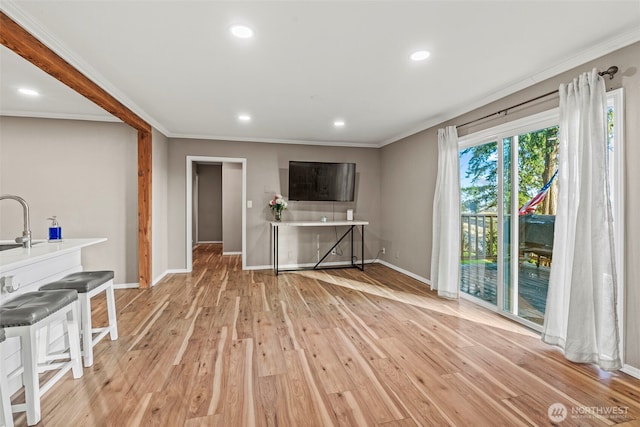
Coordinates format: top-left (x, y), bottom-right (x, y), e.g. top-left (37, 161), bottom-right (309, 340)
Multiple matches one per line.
top-left (0, 242), bottom-right (42, 252)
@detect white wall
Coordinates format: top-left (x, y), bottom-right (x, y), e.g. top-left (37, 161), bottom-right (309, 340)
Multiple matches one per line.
top-left (0, 117), bottom-right (138, 283)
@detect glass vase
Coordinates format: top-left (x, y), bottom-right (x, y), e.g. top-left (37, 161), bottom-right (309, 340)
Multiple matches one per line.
top-left (274, 210), bottom-right (282, 221)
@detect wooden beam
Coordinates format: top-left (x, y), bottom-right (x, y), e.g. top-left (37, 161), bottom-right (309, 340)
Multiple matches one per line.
top-left (138, 130), bottom-right (152, 288)
top-left (1, 11), bottom-right (153, 288)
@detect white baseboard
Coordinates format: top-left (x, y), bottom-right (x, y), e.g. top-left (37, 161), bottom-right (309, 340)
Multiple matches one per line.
top-left (622, 364), bottom-right (640, 379)
top-left (245, 264), bottom-right (271, 271)
top-left (244, 259), bottom-right (377, 272)
top-left (376, 259), bottom-right (431, 285)
top-left (197, 240), bottom-right (222, 244)
top-left (222, 251), bottom-right (242, 255)
top-left (151, 269), bottom-right (189, 287)
top-left (114, 282), bottom-right (139, 289)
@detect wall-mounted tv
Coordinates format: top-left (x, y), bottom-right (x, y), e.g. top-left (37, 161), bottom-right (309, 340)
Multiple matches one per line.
top-left (288, 161), bottom-right (356, 202)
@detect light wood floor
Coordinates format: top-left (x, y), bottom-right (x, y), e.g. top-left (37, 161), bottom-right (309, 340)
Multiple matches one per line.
top-left (12, 244), bottom-right (640, 426)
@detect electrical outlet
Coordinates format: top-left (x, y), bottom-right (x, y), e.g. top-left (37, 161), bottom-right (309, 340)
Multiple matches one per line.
top-left (381, 247), bottom-right (386, 255)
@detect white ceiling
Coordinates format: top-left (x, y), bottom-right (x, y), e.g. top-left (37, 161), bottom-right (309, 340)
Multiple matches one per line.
top-left (1, 1), bottom-right (639, 147)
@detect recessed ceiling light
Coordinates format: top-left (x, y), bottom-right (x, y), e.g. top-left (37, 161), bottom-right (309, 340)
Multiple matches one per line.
top-left (410, 50), bottom-right (430, 61)
top-left (334, 120), bottom-right (345, 127)
top-left (238, 114), bottom-right (251, 122)
top-left (18, 88), bottom-right (40, 96)
top-left (230, 25), bottom-right (254, 39)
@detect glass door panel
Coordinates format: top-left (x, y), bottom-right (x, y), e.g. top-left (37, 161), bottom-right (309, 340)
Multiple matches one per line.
top-left (513, 126), bottom-right (559, 325)
top-left (459, 141), bottom-right (498, 305)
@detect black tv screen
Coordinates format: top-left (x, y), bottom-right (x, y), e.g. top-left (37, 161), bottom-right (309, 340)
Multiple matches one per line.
top-left (288, 161), bottom-right (356, 202)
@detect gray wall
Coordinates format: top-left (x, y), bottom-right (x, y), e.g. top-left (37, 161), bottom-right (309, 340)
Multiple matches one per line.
top-left (222, 162), bottom-right (242, 253)
top-left (197, 164), bottom-right (222, 242)
top-left (0, 117), bottom-right (138, 284)
top-left (380, 41), bottom-right (640, 369)
top-left (168, 139), bottom-right (382, 269)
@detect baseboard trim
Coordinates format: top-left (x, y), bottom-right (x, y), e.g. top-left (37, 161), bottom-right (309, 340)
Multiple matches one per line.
top-left (222, 251), bottom-right (242, 255)
top-left (622, 364), bottom-right (640, 379)
top-left (245, 264), bottom-right (271, 271)
top-left (151, 269), bottom-right (189, 287)
top-left (376, 259), bottom-right (432, 286)
top-left (244, 259), bottom-right (377, 272)
top-left (196, 241), bottom-right (223, 244)
top-left (114, 282), bottom-right (139, 290)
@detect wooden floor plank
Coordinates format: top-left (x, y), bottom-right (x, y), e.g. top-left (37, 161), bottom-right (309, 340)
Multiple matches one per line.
top-left (11, 243), bottom-right (639, 427)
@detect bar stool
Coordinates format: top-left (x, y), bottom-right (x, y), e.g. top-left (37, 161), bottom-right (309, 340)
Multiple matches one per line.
top-left (0, 328), bottom-right (14, 427)
top-left (40, 271), bottom-right (118, 367)
top-left (0, 290), bottom-right (83, 426)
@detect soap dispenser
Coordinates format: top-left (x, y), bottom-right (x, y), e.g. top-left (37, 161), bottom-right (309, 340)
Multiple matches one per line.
top-left (48, 216), bottom-right (62, 241)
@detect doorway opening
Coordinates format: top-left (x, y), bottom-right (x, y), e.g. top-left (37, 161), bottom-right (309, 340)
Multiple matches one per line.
top-left (186, 156), bottom-right (247, 271)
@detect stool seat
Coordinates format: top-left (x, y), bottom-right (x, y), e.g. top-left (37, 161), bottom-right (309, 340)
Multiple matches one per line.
top-left (0, 290), bottom-right (78, 327)
top-left (40, 271), bottom-right (114, 293)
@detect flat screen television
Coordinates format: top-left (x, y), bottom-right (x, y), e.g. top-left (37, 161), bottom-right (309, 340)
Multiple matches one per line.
top-left (288, 161), bottom-right (356, 202)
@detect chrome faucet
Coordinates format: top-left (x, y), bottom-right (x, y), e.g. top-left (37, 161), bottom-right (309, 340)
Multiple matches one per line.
top-left (0, 194), bottom-right (32, 248)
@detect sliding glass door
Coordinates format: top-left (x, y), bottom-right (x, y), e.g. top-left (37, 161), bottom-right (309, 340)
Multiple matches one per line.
top-left (459, 112), bottom-right (560, 329)
top-left (459, 91), bottom-right (624, 334)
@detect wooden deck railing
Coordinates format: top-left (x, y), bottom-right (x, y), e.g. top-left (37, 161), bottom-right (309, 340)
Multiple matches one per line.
top-left (461, 213), bottom-right (498, 261)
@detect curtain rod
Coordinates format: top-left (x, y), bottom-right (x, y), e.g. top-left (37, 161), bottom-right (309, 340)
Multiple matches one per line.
top-left (456, 66), bottom-right (619, 129)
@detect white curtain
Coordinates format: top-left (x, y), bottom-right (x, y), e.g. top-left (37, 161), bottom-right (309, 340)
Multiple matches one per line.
top-left (542, 70), bottom-right (621, 370)
top-left (431, 126), bottom-right (460, 299)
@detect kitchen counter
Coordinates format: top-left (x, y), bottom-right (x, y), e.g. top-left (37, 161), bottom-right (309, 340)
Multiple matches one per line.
top-left (0, 238), bottom-right (106, 272)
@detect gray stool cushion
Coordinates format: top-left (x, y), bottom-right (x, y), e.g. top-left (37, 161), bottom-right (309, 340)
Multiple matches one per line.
top-left (40, 271), bottom-right (114, 293)
top-left (0, 290), bottom-right (78, 327)
top-left (0, 328), bottom-right (5, 342)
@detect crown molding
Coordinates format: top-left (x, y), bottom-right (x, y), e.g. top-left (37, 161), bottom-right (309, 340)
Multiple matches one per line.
top-left (1, 110), bottom-right (122, 123)
top-left (168, 132), bottom-right (379, 148)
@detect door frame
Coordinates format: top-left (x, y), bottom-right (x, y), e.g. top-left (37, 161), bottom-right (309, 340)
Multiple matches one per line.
top-left (185, 155), bottom-right (247, 271)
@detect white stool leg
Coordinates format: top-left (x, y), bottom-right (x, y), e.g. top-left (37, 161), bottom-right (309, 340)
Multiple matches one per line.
top-left (37, 326), bottom-right (49, 366)
top-left (79, 294), bottom-right (93, 367)
top-left (66, 302), bottom-right (83, 378)
top-left (105, 282), bottom-right (119, 340)
top-left (21, 326), bottom-right (41, 426)
top-left (0, 342), bottom-right (15, 427)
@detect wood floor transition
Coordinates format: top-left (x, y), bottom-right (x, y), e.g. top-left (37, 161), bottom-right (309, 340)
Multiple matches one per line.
top-left (12, 243), bottom-right (640, 426)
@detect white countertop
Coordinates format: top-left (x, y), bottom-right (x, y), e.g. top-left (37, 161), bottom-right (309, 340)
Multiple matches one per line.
top-left (271, 220), bottom-right (369, 227)
top-left (0, 238), bottom-right (107, 272)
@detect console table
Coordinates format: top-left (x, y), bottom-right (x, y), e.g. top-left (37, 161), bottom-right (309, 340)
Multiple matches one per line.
top-left (271, 220), bottom-right (368, 275)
